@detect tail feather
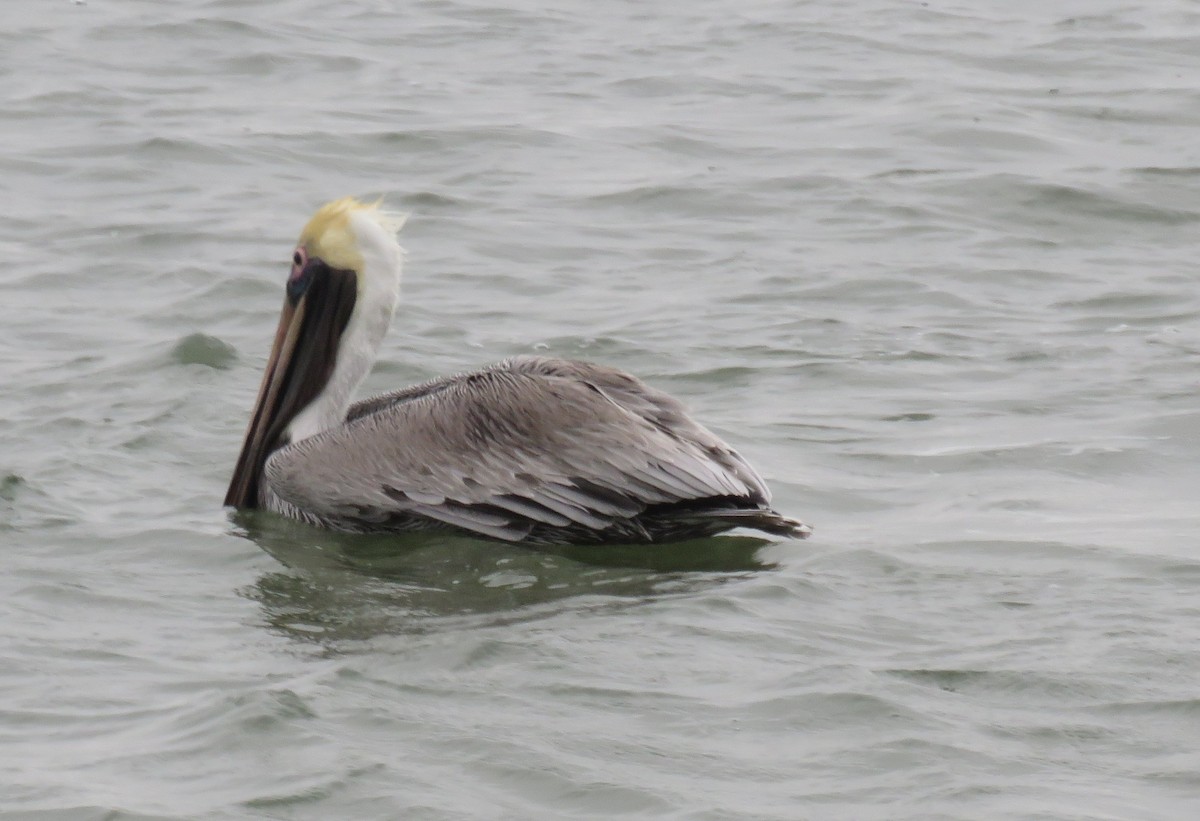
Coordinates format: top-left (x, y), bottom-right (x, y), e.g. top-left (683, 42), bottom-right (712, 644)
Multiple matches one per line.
top-left (705, 508), bottom-right (812, 539)
top-left (656, 505), bottom-right (812, 540)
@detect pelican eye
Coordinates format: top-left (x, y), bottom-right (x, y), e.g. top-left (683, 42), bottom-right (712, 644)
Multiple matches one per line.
top-left (287, 250), bottom-right (317, 304)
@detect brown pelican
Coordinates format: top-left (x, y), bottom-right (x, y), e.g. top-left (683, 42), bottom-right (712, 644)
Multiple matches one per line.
top-left (225, 197), bottom-right (811, 545)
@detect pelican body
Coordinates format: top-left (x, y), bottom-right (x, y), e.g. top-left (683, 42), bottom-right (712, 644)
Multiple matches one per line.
top-left (225, 198), bottom-right (811, 545)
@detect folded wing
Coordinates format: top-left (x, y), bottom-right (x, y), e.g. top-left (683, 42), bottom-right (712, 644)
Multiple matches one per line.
top-left (264, 356), bottom-right (776, 542)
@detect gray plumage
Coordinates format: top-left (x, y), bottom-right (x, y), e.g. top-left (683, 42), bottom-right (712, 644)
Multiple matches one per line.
top-left (259, 356), bottom-right (810, 545)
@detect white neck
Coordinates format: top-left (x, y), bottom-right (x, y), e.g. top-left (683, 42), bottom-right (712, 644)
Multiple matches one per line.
top-left (285, 211), bottom-right (403, 443)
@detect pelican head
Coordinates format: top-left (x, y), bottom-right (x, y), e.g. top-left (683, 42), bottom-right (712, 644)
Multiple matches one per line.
top-left (225, 197), bottom-right (406, 509)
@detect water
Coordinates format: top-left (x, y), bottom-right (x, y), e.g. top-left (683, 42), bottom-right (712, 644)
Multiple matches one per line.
top-left (3, 0), bottom-right (1199, 818)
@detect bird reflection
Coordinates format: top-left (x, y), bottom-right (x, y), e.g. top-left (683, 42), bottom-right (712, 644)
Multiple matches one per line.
top-left (232, 511), bottom-right (778, 646)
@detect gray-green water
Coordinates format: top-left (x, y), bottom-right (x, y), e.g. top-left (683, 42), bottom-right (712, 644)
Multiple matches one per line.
top-left (4, 1), bottom-right (1200, 818)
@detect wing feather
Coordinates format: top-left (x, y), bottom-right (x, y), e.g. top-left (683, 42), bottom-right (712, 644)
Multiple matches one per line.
top-left (264, 356), bottom-right (769, 539)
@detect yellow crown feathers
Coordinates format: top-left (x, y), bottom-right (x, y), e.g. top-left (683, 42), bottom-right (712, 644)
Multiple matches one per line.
top-left (298, 197), bottom-right (407, 271)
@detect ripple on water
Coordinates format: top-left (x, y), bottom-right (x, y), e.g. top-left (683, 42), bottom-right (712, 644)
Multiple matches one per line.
top-left (169, 333), bottom-right (238, 370)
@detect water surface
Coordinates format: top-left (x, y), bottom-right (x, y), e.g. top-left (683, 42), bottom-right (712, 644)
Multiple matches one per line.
top-left (3, 1), bottom-right (1199, 818)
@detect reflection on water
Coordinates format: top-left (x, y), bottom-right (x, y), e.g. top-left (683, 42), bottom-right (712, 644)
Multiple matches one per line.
top-left (232, 512), bottom-right (777, 644)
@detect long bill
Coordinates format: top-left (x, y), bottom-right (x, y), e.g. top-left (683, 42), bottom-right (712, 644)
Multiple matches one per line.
top-left (224, 269), bottom-right (357, 509)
